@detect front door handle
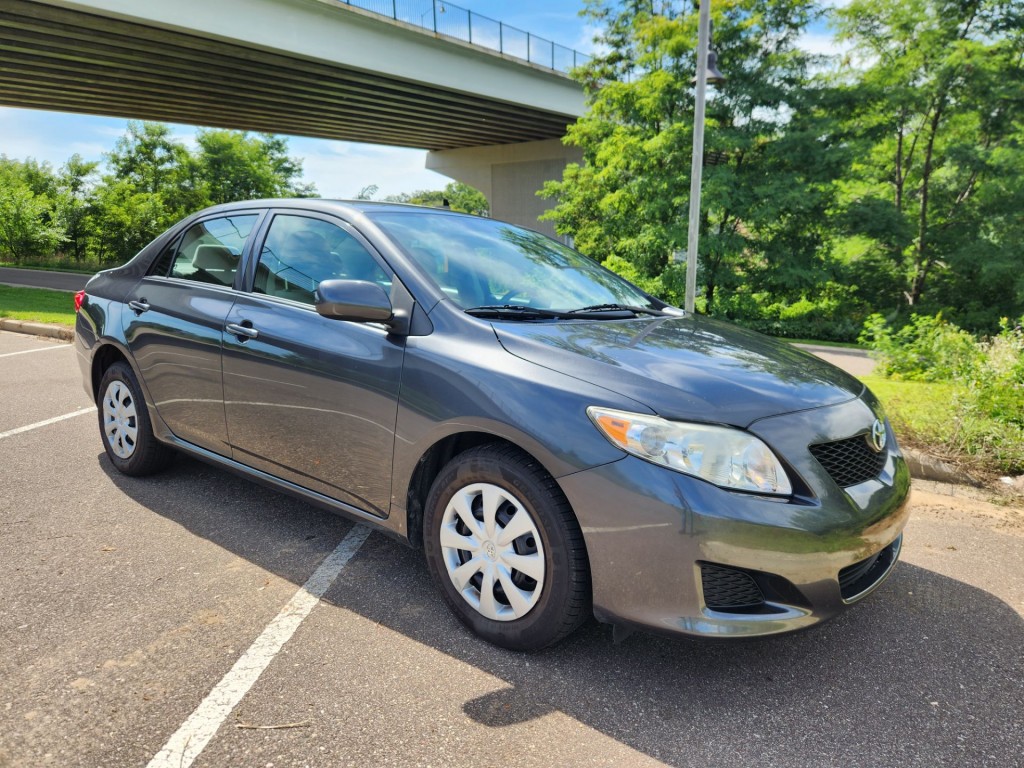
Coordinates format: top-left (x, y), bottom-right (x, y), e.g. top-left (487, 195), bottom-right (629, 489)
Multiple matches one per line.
top-left (128, 300), bottom-right (150, 315)
top-left (226, 322), bottom-right (259, 341)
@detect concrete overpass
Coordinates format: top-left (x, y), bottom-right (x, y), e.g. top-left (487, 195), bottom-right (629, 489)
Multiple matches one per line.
top-left (0, 0), bottom-right (586, 231)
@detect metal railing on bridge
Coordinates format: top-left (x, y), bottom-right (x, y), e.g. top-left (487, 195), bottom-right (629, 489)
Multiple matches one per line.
top-left (336, 0), bottom-right (591, 75)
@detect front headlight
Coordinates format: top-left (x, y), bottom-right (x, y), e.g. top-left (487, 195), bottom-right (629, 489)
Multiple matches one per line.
top-left (587, 407), bottom-right (793, 496)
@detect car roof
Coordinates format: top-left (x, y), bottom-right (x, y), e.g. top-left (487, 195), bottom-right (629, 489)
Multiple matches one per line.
top-left (195, 198), bottom-right (474, 218)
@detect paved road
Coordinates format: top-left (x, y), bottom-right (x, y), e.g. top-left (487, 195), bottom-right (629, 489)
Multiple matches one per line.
top-left (0, 331), bottom-right (1020, 767)
top-left (0, 267), bottom-right (90, 293)
top-left (795, 343), bottom-right (875, 378)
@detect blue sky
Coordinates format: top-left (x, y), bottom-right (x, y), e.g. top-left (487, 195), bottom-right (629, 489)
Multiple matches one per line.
top-left (0, 0), bottom-right (839, 199)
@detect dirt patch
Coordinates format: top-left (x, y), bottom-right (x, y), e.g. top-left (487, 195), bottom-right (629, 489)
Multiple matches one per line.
top-left (910, 479), bottom-right (1024, 536)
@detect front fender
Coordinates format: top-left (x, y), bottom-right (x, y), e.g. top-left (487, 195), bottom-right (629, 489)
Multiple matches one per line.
top-left (389, 326), bottom-right (648, 532)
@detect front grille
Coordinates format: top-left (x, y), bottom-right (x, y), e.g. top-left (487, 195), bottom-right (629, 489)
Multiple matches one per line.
top-left (700, 563), bottom-right (764, 611)
top-left (809, 434), bottom-right (887, 487)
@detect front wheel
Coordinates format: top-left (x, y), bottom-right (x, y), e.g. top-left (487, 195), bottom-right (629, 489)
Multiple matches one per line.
top-left (97, 361), bottom-right (173, 476)
top-left (423, 444), bottom-right (590, 651)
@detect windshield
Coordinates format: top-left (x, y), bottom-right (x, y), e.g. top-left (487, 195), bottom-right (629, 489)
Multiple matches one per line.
top-left (367, 212), bottom-right (658, 313)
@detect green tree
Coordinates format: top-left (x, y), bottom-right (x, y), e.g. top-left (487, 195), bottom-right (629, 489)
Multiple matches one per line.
top-left (95, 121), bottom-right (198, 261)
top-left (12, 157), bottom-right (60, 199)
top-left (443, 182), bottom-right (489, 216)
top-left (384, 182), bottom-right (489, 215)
top-left (106, 121), bottom-right (201, 214)
top-left (0, 157), bottom-right (64, 262)
top-left (193, 129), bottom-right (317, 205)
top-left (383, 189), bottom-right (434, 205)
top-left (356, 184), bottom-right (379, 200)
top-left (542, 0), bottom-right (841, 313)
top-left (91, 123), bottom-right (317, 263)
top-left (52, 154), bottom-right (99, 264)
top-left (0, 123), bottom-right (319, 266)
top-left (834, 0), bottom-right (1024, 328)
top-left (89, 179), bottom-right (166, 264)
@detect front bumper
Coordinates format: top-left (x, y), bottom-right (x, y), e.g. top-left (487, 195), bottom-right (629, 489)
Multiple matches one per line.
top-left (558, 396), bottom-right (912, 638)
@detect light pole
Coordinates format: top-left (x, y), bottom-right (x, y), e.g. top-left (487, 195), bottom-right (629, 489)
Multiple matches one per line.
top-left (684, 2), bottom-right (725, 314)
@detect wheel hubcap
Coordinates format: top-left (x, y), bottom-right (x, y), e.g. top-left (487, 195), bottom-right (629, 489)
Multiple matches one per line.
top-left (440, 482), bottom-right (545, 622)
top-left (102, 380), bottom-right (138, 459)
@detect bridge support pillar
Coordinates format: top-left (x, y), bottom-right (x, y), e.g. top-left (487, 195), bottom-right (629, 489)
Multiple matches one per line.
top-left (426, 139), bottom-right (582, 238)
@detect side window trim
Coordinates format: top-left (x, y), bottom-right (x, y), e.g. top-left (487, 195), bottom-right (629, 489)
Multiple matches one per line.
top-left (240, 209), bottom-right (276, 294)
top-left (232, 209), bottom-right (268, 290)
top-left (147, 232), bottom-right (185, 278)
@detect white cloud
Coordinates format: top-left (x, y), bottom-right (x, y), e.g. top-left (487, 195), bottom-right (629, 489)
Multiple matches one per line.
top-left (65, 141), bottom-right (111, 159)
top-left (93, 124), bottom-right (131, 138)
top-left (168, 128), bottom-right (198, 152)
top-left (798, 30), bottom-right (851, 58)
top-left (573, 22), bottom-right (608, 57)
top-left (283, 138), bottom-right (449, 199)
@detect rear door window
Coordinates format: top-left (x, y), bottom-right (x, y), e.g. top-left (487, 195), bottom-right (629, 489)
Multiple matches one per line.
top-left (151, 214), bottom-right (259, 286)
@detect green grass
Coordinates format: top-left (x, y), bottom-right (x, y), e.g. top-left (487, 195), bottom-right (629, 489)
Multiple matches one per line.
top-left (862, 375), bottom-right (958, 448)
top-left (0, 285), bottom-right (78, 327)
top-left (863, 375), bottom-right (1024, 476)
top-left (0, 260), bottom-right (95, 275)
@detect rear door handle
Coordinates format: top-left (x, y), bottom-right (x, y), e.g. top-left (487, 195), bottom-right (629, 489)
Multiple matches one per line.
top-left (128, 300), bottom-right (150, 314)
top-left (226, 322), bottom-right (259, 340)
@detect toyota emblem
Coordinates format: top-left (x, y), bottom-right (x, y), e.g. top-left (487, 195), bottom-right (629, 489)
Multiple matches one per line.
top-left (869, 419), bottom-right (887, 453)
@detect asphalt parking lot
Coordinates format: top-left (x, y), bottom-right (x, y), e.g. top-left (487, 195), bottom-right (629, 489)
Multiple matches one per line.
top-left (1, 329), bottom-right (1021, 768)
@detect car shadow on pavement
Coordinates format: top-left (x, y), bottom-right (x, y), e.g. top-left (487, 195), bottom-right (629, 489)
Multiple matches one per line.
top-left (102, 453), bottom-right (1024, 767)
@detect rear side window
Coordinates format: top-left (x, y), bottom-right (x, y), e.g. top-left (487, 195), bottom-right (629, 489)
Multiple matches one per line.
top-left (152, 215), bottom-right (258, 286)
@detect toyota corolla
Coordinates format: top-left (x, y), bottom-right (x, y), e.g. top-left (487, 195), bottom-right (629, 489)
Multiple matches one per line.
top-left (75, 199), bottom-right (911, 651)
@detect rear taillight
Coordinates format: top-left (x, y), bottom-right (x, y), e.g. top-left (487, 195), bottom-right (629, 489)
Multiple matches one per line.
top-left (74, 290), bottom-right (85, 312)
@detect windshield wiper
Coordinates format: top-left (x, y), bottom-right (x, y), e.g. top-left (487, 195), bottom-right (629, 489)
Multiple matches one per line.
top-left (466, 303), bottom-right (667, 321)
top-left (567, 303), bottom-right (666, 316)
top-left (465, 305), bottom-right (573, 320)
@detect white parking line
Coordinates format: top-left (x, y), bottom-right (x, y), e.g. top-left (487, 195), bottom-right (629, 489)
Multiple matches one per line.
top-left (0, 344), bottom-right (73, 358)
top-left (146, 524), bottom-right (372, 768)
top-left (0, 407), bottom-right (96, 440)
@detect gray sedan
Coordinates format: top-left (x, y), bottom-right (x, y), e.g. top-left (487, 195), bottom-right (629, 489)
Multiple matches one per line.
top-left (75, 199), bottom-right (910, 651)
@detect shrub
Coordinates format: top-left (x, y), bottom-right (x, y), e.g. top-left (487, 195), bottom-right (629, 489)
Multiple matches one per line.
top-left (968, 321), bottom-right (1024, 428)
top-left (717, 284), bottom-right (865, 342)
top-left (861, 314), bottom-right (1024, 474)
top-left (858, 313), bottom-right (979, 381)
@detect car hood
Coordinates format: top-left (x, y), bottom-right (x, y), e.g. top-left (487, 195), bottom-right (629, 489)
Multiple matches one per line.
top-left (494, 315), bottom-right (864, 427)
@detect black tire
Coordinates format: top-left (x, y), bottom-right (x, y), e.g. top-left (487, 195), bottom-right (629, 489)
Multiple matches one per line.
top-left (423, 443), bottom-right (590, 651)
top-left (96, 361), bottom-right (173, 476)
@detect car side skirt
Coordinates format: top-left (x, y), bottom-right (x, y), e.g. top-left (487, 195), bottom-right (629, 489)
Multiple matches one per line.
top-left (161, 434), bottom-right (408, 543)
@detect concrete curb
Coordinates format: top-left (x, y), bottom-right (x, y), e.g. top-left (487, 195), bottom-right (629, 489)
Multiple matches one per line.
top-left (0, 317), bottom-right (74, 341)
top-left (902, 448), bottom-right (982, 487)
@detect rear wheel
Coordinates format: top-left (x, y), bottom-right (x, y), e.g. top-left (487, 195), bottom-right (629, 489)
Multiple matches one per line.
top-left (423, 444), bottom-right (590, 651)
top-left (97, 361), bottom-right (173, 476)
